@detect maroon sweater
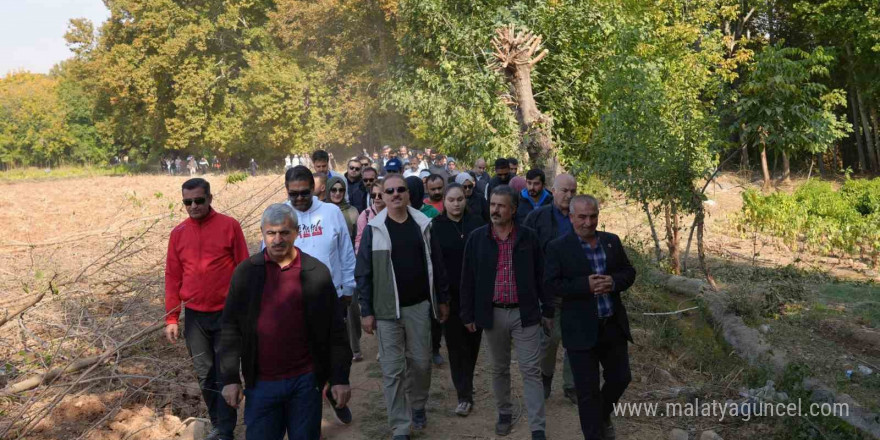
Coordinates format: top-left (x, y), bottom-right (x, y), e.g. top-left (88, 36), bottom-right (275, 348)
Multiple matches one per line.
top-left (258, 250), bottom-right (313, 380)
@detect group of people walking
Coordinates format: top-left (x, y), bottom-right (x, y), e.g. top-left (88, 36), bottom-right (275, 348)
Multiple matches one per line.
top-left (164, 150), bottom-right (636, 440)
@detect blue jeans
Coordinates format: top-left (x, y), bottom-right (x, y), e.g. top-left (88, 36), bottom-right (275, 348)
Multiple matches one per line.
top-left (244, 372), bottom-right (322, 440)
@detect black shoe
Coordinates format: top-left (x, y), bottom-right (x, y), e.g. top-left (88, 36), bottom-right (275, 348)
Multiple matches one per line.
top-left (532, 430), bottom-right (547, 440)
top-left (602, 420), bottom-right (616, 440)
top-left (325, 389), bottom-right (353, 425)
top-left (495, 414), bottom-right (512, 436)
top-left (563, 387), bottom-right (578, 405)
top-left (412, 408), bottom-right (427, 430)
top-left (542, 374), bottom-right (553, 399)
top-left (392, 436), bottom-right (410, 440)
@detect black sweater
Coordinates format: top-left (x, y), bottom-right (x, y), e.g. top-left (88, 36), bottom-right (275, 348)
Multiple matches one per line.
top-left (431, 213), bottom-right (486, 314)
top-left (219, 252), bottom-right (351, 389)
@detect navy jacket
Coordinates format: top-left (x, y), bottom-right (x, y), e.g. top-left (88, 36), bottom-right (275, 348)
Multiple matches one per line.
top-left (516, 189), bottom-right (553, 224)
top-left (543, 231), bottom-right (636, 350)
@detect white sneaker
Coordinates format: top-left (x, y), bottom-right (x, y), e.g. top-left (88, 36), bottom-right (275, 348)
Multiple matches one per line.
top-left (454, 401), bottom-right (472, 417)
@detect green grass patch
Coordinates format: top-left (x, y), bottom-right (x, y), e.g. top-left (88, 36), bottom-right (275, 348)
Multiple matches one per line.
top-left (817, 283), bottom-right (880, 327)
top-left (0, 165), bottom-right (134, 182)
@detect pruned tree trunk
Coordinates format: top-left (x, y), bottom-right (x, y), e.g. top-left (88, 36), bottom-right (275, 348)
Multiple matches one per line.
top-left (855, 87), bottom-right (878, 171)
top-left (780, 150), bottom-right (791, 184)
top-left (664, 203), bottom-right (681, 274)
top-left (491, 25), bottom-right (558, 181)
top-left (760, 138), bottom-right (771, 191)
top-left (695, 206), bottom-right (718, 290)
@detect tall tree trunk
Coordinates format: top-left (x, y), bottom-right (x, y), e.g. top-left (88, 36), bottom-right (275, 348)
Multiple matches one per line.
top-left (817, 153), bottom-right (825, 177)
top-left (851, 91), bottom-right (868, 173)
top-left (855, 87), bottom-right (878, 171)
top-left (871, 105), bottom-right (880, 171)
top-left (760, 139), bottom-right (771, 191)
top-left (781, 150), bottom-right (791, 183)
top-left (740, 140), bottom-right (750, 171)
top-left (664, 203), bottom-right (681, 274)
top-left (695, 205), bottom-right (718, 290)
top-left (491, 26), bottom-right (557, 182)
top-left (643, 202), bottom-right (663, 263)
top-left (831, 144), bottom-right (839, 173)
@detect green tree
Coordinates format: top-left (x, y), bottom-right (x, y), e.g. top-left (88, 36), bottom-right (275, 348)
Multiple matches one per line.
top-left (0, 72), bottom-right (71, 167)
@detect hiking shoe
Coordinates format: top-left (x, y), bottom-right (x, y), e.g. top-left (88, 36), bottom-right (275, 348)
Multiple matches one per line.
top-left (454, 401), bottom-right (473, 417)
top-left (432, 353), bottom-right (445, 366)
top-left (542, 374), bottom-right (553, 399)
top-left (203, 428), bottom-right (221, 440)
top-left (602, 420), bottom-right (616, 440)
top-left (325, 389), bottom-right (353, 425)
top-left (563, 387), bottom-right (578, 405)
top-left (532, 430), bottom-right (547, 440)
top-left (495, 414), bottom-right (512, 436)
top-left (412, 408), bottom-right (427, 430)
top-left (352, 352), bottom-right (363, 362)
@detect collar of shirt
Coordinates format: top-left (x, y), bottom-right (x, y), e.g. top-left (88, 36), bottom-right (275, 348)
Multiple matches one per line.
top-left (491, 224), bottom-right (517, 243)
top-left (263, 248), bottom-right (300, 271)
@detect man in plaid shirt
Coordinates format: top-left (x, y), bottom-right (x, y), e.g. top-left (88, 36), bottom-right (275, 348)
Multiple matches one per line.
top-left (544, 195), bottom-right (636, 440)
top-left (460, 185), bottom-right (554, 440)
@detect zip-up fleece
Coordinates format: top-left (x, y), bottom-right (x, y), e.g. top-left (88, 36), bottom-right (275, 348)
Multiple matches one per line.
top-left (355, 206), bottom-right (449, 320)
top-left (164, 209), bottom-right (249, 324)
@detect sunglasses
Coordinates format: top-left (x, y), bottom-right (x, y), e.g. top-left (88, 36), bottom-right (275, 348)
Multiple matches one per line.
top-left (463, 184), bottom-right (474, 190)
top-left (182, 197), bottom-right (207, 206)
top-left (383, 186), bottom-right (408, 195)
top-left (363, 178), bottom-right (376, 184)
top-left (370, 192), bottom-right (382, 199)
top-left (288, 190), bottom-right (312, 199)
top-left (349, 166), bottom-right (362, 171)
top-left (330, 187), bottom-right (345, 194)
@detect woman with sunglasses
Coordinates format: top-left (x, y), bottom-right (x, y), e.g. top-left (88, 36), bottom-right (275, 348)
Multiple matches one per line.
top-left (355, 181), bottom-right (386, 253)
top-left (326, 176), bottom-right (359, 247)
top-left (431, 183), bottom-right (486, 417)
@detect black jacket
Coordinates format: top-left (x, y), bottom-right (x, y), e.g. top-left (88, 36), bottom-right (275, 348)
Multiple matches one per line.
top-left (345, 174), bottom-right (367, 213)
top-left (516, 190), bottom-right (553, 224)
top-left (431, 213), bottom-right (485, 315)
top-left (466, 192), bottom-right (490, 223)
top-left (523, 204), bottom-right (564, 251)
top-left (544, 231), bottom-right (636, 351)
top-left (219, 252), bottom-right (352, 389)
top-left (460, 224), bottom-right (553, 330)
top-left (484, 175), bottom-right (511, 200)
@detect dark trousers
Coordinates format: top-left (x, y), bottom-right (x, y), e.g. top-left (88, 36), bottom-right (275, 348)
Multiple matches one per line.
top-left (567, 319), bottom-right (632, 440)
top-left (244, 372), bottom-right (322, 440)
top-left (430, 305), bottom-right (443, 354)
top-left (443, 311), bottom-right (483, 403)
top-left (183, 308), bottom-right (237, 439)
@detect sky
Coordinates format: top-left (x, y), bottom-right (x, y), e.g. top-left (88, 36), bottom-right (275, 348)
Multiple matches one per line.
top-left (1, 0), bottom-right (110, 76)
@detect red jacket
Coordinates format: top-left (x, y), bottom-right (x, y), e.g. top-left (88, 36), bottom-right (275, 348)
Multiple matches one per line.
top-left (165, 209), bottom-right (249, 324)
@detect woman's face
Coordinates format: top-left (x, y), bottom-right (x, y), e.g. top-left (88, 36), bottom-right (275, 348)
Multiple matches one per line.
top-left (371, 186), bottom-right (386, 211)
top-left (330, 182), bottom-right (346, 204)
top-left (444, 187), bottom-right (466, 218)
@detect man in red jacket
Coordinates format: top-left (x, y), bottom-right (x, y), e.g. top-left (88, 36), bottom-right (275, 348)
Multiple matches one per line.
top-left (165, 178), bottom-right (249, 440)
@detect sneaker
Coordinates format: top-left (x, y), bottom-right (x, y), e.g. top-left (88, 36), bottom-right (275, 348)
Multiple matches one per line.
top-left (495, 414), bottom-right (512, 436)
top-left (454, 401), bottom-right (472, 417)
top-left (563, 387), bottom-right (578, 405)
top-left (602, 420), bottom-right (616, 440)
top-left (432, 352), bottom-right (445, 365)
top-left (532, 430), bottom-right (547, 440)
top-left (324, 389), bottom-right (353, 425)
top-left (352, 352), bottom-right (363, 362)
top-left (203, 428), bottom-right (221, 440)
top-left (412, 408), bottom-right (427, 430)
top-left (542, 374), bottom-right (553, 399)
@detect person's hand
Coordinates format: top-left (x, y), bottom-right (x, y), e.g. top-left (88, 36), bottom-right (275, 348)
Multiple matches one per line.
top-left (436, 303), bottom-right (450, 323)
top-left (542, 317), bottom-right (554, 336)
top-left (222, 384), bottom-right (244, 408)
top-left (164, 324), bottom-right (179, 344)
top-left (464, 322), bottom-right (477, 333)
top-left (362, 316), bottom-right (377, 335)
top-left (589, 275), bottom-right (613, 295)
top-left (331, 384), bottom-right (351, 408)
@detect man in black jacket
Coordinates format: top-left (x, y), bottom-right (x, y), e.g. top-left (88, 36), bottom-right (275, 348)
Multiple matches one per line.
top-left (460, 185), bottom-right (554, 440)
top-left (345, 158), bottom-right (368, 213)
top-left (483, 158), bottom-right (512, 200)
top-left (524, 173), bottom-right (578, 402)
top-left (544, 195), bottom-right (636, 440)
top-left (516, 169), bottom-right (554, 224)
top-left (219, 203), bottom-right (352, 440)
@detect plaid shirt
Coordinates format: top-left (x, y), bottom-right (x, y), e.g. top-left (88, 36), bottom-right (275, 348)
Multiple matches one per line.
top-left (492, 226), bottom-right (519, 304)
top-left (579, 235), bottom-right (614, 318)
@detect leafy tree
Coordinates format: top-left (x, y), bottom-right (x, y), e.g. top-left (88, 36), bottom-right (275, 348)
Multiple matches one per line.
top-left (0, 73), bottom-right (70, 167)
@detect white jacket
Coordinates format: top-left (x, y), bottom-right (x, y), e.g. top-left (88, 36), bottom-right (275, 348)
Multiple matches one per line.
top-left (264, 197), bottom-right (356, 297)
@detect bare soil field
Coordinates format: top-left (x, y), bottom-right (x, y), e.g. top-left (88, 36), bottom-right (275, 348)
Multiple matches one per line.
top-left (0, 172), bottom-right (874, 439)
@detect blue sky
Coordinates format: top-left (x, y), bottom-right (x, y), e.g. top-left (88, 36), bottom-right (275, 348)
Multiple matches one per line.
top-left (1, 0), bottom-right (110, 76)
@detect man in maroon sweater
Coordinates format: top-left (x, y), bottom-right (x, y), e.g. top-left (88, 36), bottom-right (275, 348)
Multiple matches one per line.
top-left (219, 203), bottom-right (352, 440)
top-left (165, 178), bottom-right (249, 440)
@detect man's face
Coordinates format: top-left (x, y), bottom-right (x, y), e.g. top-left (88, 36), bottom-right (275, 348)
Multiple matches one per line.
top-left (399, 147), bottom-right (408, 156)
top-left (382, 177), bottom-right (409, 210)
top-left (286, 180), bottom-right (314, 212)
top-left (495, 166), bottom-right (510, 183)
top-left (462, 180), bottom-right (475, 197)
top-left (427, 178), bottom-right (444, 202)
top-left (347, 161), bottom-right (361, 178)
top-left (553, 177), bottom-right (577, 212)
top-left (382, 148), bottom-right (391, 159)
top-left (475, 160), bottom-right (486, 175)
top-left (359, 158), bottom-right (370, 169)
top-left (362, 170), bottom-right (377, 189)
top-left (570, 202), bottom-right (599, 239)
top-left (313, 160), bottom-right (329, 174)
top-left (183, 187), bottom-right (212, 220)
top-left (389, 150), bottom-right (398, 159)
top-left (371, 152), bottom-right (379, 160)
top-left (314, 177), bottom-right (327, 200)
top-left (448, 162), bottom-right (457, 171)
top-left (526, 177), bottom-right (544, 198)
top-left (510, 164), bottom-right (518, 175)
top-left (262, 219), bottom-right (297, 262)
top-left (490, 194), bottom-right (515, 226)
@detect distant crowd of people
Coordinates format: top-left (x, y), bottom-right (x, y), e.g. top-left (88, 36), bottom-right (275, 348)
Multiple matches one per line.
top-left (164, 148), bottom-right (636, 440)
top-left (162, 156), bottom-right (221, 176)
